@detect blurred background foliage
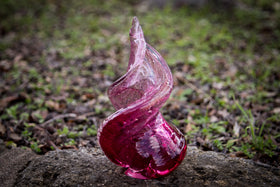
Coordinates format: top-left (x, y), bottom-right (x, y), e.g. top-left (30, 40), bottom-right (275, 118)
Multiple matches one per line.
top-left (0, 0), bottom-right (279, 166)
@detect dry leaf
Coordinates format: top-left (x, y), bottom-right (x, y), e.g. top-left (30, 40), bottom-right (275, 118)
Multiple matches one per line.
top-left (81, 93), bottom-right (95, 101)
top-left (9, 133), bottom-right (22, 141)
top-left (272, 108), bottom-right (280, 114)
top-left (217, 110), bottom-right (229, 118)
top-left (85, 99), bottom-right (96, 107)
top-left (234, 151), bottom-right (248, 158)
top-left (0, 60), bottom-right (12, 71)
top-left (210, 116), bottom-right (218, 123)
top-left (0, 123), bottom-right (6, 135)
top-left (213, 82), bottom-right (223, 89)
top-left (233, 122), bottom-right (240, 137)
top-left (184, 123), bottom-right (193, 133)
top-left (45, 100), bottom-right (60, 111)
top-left (0, 95), bottom-right (19, 110)
top-left (196, 137), bottom-right (205, 145)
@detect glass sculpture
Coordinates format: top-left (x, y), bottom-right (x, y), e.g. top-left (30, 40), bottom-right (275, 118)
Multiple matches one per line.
top-left (98, 17), bottom-right (187, 179)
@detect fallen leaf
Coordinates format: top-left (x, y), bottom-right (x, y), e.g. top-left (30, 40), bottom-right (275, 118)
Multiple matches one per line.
top-left (240, 91), bottom-right (250, 99)
top-left (233, 122), bottom-right (240, 137)
top-left (14, 54), bottom-right (23, 63)
top-left (0, 123), bottom-right (6, 135)
top-left (84, 46), bottom-right (91, 56)
top-left (85, 99), bottom-right (96, 107)
top-left (184, 123), bottom-right (192, 133)
top-left (272, 108), bottom-right (280, 114)
top-left (208, 109), bottom-right (216, 116)
top-left (223, 65), bottom-right (237, 78)
top-left (79, 140), bottom-right (89, 147)
top-left (0, 60), bottom-right (12, 71)
top-left (263, 92), bottom-right (277, 97)
top-left (174, 72), bottom-right (186, 85)
top-left (31, 110), bottom-right (48, 123)
top-left (60, 145), bottom-right (78, 150)
top-left (234, 151), bottom-right (248, 158)
top-left (252, 104), bottom-right (269, 111)
top-left (213, 82), bottom-right (223, 89)
top-left (9, 133), bottom-right (22, 141)
top-left (0, 93), bottom-right (28, 111)
top-left (98, 95), bottom-right (109, 103)
top-left (210, 116), bottom-right (218, 123)
top-left (0, 95), bottom-right (20, 110)
top-left (45, 100), bottom-right (60, 111)
top-left (196, 137), bottom-right (205, 145)
top-left (217, 110), bottom-right (230, 118)
top-left (191, 97), bottom-right (204, 105)
top-left (81, 93), bottom-right (96, 101)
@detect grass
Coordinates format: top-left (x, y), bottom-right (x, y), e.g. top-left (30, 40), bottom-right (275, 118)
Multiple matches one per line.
top-left (234, 97), bottom-right (277, 158)
top-left (0, 0), bottom-right (279, 163)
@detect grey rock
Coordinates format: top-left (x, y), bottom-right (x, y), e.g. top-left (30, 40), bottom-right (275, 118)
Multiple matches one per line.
top-left (0, 145), bottom-right (39, 187)
top-left (11, 146), bottom-right (280, 187)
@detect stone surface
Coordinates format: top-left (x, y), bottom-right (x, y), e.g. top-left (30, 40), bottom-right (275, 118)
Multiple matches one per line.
top-left (0, 144), bottom-right (39, 187)
top-left (0, 146), bottom-right (276, 187)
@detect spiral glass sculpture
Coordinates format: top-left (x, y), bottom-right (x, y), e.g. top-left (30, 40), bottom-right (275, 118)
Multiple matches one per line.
top-left (98, 17), bottom-right (187, 179)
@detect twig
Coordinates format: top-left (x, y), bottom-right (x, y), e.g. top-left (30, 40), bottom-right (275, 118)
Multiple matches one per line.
top-left (253, 161), bottom-right (280, 170)
top-left (47, 140), bottom-right (59, 150)
top-left (77, 112), bottom-right (96, 118)
top-left (40, 113), bottom-right (77, 127)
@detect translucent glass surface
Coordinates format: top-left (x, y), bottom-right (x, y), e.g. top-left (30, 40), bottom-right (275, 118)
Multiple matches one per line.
top-left (98, 17), bottom-right (187, 179)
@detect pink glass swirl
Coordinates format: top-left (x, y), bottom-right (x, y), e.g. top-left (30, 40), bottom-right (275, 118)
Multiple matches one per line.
top-left (98, 17), bottom-right (187, 179)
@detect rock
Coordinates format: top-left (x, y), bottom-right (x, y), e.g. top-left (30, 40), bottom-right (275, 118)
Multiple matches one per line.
top-left (10, 146), bottom-right (280, 187)
top-left (0, 145), bottom-right (39, 187)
